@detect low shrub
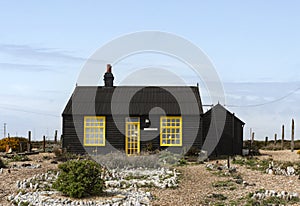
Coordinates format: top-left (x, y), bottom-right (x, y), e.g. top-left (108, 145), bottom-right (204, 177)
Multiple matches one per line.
top-left (94, 151), bottom-right (161, 169)
top-left (0, 137), bottom-right (28, 152)
top-left (53, 159), bottom-right (106, 198)
top-left (158, 150), bottom-right (182, 165)
top-left (54, 152), bottom-right (80, 162)
top-left (232, 157), bottom-right (269, 172)
top-left (11, 155), bottom-right (30, 162)
top-left (93, 150), bottom-right (185, 169)
top-left (177, 158), bottom-right (187, 166)
top-left (53, 145), bottom-right (63, 157)
top-left (0, 158), bottom-right (6, 168)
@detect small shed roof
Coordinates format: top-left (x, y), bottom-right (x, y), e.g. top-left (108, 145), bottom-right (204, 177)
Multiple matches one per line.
top-left (63, 86), bottom-right (203, 116)
top-left (202, 103), bottom-right (245, 124)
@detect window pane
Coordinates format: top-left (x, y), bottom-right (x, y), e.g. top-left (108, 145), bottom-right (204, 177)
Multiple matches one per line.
top-left (84, 116), bottom-right (105, 146)
top-left (160, 117), bottom-right (181, 146)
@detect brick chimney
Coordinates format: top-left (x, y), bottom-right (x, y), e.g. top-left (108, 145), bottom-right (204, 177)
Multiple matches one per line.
top-left (104, 64), bottom-right (114, 87)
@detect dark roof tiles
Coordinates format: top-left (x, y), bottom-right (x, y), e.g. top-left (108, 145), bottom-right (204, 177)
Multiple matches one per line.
top-left (63, 86), bottom-right (203, 116)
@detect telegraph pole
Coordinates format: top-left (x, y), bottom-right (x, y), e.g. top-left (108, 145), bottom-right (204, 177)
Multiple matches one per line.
top-left (4, 123), bottom-right (6, 138)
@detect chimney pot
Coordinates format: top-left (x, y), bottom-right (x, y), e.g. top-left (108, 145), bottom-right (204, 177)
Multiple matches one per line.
top-left (104, 64), bottom-right (114, 87)
top-left (106, 64), bottom-right (112, 73)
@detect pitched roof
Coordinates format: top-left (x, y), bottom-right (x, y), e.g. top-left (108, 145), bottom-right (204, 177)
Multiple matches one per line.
top-left (63, 86), bottom-right (203, 116)
top-left (202, 103), bottom-right (245, 124)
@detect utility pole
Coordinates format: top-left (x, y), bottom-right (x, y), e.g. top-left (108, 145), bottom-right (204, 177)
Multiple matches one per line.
top-left (291, 119), bottom-right (295, 152)
top-left (281, 125), bottom-right (285, 150)
top-left (4, 123), bottom-right (6, 138)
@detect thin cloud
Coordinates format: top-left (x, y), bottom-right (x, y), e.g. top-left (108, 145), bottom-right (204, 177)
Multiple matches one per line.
top-left (0, 44), bottom-right (85, 63)
top-left (0, 62), bottom-right (53, 72)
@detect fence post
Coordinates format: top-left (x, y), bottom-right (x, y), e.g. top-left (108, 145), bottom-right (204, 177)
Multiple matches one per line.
top-left (291, 119), bottom-right (295, 152)
top-left (281, 125), bottom-right (284, 150)
top-left (19, 142), bottom-right (23, 152)
top-left (43, 135), bottom-right (46, 152)
top-left (265, 136), bottom-right (268, 147)
top-left (274, 133), bottom-right (277, 145)
top-left (54, 130), bottom-right (58, 144)
top-left (27, 131), bottom-right (31, 153)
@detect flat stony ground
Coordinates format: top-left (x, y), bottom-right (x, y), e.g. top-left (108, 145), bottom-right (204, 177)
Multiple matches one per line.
top-left (150, 150), bottom-right (300, 206)
top-left (0, 153), bottom-right (58, 206)
top-left (0, 150), bottom-right (299, 206)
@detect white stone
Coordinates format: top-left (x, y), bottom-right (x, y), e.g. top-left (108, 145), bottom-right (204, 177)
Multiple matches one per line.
top-left (267, 169), bottom-right (274, 175)
top-left (287, 166), bottom-right (295, 176)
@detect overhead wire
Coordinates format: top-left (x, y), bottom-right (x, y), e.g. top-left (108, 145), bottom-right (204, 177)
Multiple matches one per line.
top-left (225, 86), bottom-right (300, 108)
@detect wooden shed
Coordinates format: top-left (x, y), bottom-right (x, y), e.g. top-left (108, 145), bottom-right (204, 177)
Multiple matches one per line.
top-left (201, 104), bottom-right (245, 156)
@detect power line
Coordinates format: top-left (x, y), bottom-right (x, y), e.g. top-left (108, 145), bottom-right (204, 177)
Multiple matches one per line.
top-left (225, 86), bottom-right (300, 108)
top-left (0, 104), bottom-right (60, 117)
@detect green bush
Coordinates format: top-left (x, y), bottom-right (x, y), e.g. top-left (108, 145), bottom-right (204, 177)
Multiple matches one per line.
top-left (0, 158), bottom-right (6, 168)
top-left (11, 155), bottom-right (30, 162)
top-left (53, 159), bottom-right (105, 198)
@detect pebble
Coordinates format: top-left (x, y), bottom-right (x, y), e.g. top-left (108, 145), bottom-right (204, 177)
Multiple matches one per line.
top-left (253, 190), bottom-right (299, 201)
top-left (266, 165), bottom-right (296, 176)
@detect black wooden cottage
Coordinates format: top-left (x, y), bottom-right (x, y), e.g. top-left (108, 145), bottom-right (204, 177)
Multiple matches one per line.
top-left (62, 65), bottom-right (244, 156)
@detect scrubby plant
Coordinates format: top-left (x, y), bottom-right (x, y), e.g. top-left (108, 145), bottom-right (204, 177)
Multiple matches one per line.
top-left (53, 145), bottom-right (62, 157)
top-left (94, 151), bottom-right (161, 169)
top-left (0, 158), bottom-right (6, 168)
top-left (177, 158), bottom-right (187, 166)
top-left (0, 137), bottom-right (28, 152)
top-left (158, 150), bottom-right (182, 165)
top-left (54, 151), bottom-right (80, 162)
top-left (232, 157), bottom-right (269, 172)
top-left (11, 155), bottom-right (30, 162)
top-left (53, 159), bottom-right (105, 198)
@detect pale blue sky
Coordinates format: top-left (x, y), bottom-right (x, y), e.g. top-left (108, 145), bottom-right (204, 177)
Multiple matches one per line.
top-left (0, 1), bottom-right (299, 140)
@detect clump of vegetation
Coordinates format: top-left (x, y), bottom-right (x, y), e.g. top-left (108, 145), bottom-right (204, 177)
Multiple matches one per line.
top-left (11, 155), bottom-right (30, 162)
top-left (94, 151), bottom-right (161, 169)
top-left (94, 150), bottom-right (185, 169)
top-left (54, 151), bottom-right (80, 162)
top-left (0, 158), bottom-right (6, 168)
top-left (177, 158), bottom-right (187, 166)
top-left (53, 145), bottom-right (63, 157)
top-left (232, 157), bottom-right (269, 172)
top-left (212, 180), bottom-right (236, 190)
top-left (208, 193), bottom-right (227, 201)
top-left (0, 137), bottom-right (28, 152)
top-left (53, 159), bottom-right (106, 198)
top-left (158, 150), bottom-right (183, 166)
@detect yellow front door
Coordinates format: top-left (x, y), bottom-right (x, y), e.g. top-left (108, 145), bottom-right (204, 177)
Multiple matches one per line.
top-left (125, 117), bottom-right (140, 155)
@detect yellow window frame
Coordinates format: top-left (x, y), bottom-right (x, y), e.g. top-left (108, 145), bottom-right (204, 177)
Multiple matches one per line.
top-left (160, 116), bottom-right (182, 146)
top-left (84, 116), bottom-right (106, 146)
top-left (125, 117), bottom-right (140, 155)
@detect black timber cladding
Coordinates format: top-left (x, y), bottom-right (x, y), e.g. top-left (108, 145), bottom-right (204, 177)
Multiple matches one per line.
top-left (62, 86), bottom-right (203, 154)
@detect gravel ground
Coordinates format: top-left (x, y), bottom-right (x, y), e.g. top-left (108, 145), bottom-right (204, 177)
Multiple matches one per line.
top-left (150, 150), bottom-right (300, 205)
top-left (1, 150), bottom-right (300, 206)
top-left (0, 153), bottom-right (57, 206)
top-left (259, 149), bottom-right (300, 162)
